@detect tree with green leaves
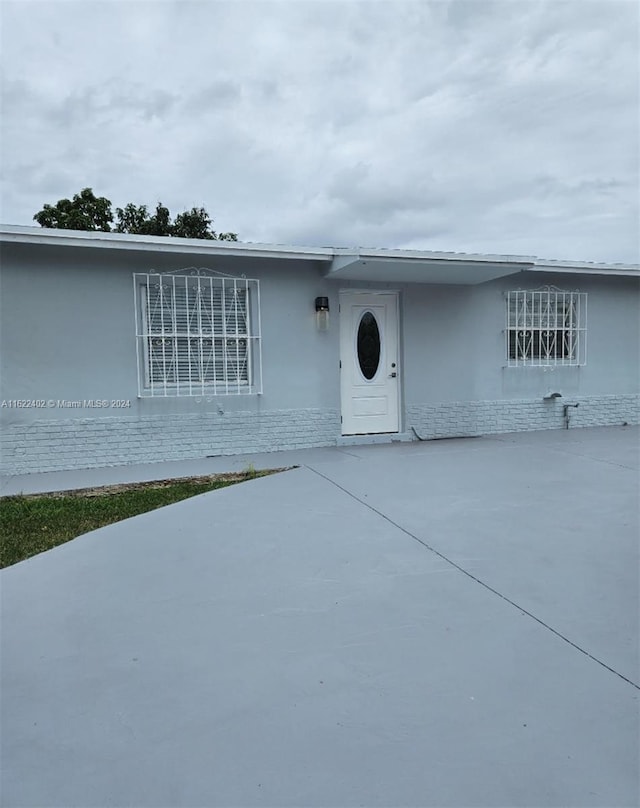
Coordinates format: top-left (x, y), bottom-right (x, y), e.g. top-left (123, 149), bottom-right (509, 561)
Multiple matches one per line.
top-left (114, 203), bottom-right (173, 237)
top-left (33, 188), bottom-right (113, 232)
top-left (34, 189), bottom-right (238, 241)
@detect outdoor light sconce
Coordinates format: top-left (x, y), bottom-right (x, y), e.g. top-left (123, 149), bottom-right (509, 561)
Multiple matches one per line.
top-left (315, 296), bottom-right (330, 331)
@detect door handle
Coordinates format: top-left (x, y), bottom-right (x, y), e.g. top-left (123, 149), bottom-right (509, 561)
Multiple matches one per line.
top-left (389, 372), bottom-right (397, 378)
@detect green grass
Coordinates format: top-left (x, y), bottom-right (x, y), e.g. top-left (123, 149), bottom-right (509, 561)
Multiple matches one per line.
top-left (0, 469), bottom-right (278, 569)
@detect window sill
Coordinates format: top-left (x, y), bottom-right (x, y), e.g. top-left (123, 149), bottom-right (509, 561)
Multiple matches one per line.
top-left (504, 363), bottom-right (584, 369)
top-left (139, 386), bottom-right (262, 398)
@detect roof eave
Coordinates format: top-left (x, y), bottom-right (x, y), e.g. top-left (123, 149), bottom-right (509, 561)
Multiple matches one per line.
top-left (529, 263), bottom-right (640, 278)
top-left (1, 225), bottom-right (638, 276)
top-left (325, 251), bottom-right (535, 284)
top-left (0, 225), bottom-right (335, 262)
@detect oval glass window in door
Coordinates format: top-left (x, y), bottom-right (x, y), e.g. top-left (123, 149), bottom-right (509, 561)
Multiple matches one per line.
top-left (357, 311), bottom-right (381, 380)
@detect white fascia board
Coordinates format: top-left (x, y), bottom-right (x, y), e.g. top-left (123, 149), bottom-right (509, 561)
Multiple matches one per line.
top-left (325, 250), bottom-right (535, 283)
top-left (2, 225), bottom-right (637, 275)
top-left (335, 248), bottom-right (639, 273)
top-left (351, 247), bottom-right (537, 264)
top-left (0, 225), bottom-right (335, 262)
top-left (326, 248), bottom-right (536, 272)
top-left (330, 250), bottom-right (638, 279)
top-left (530, 259), bottom-right (639, 277)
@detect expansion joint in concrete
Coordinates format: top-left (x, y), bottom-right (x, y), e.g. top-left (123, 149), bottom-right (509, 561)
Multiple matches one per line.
top-left (305, 464), bottom-right (640, 692)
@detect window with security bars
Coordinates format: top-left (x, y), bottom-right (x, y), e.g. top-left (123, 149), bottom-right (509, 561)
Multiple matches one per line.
top-left (134, 270), bottom-right (262, 396)
top-left (506, 288), bottom-right (587, 367)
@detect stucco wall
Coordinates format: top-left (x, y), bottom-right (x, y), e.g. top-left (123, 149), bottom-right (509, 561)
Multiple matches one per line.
top-left (1, 241), bottom-right (638, 475)
top-left (0, 243), bottom-right (340, 416)
top-left (0, 242), bottom-right (343, 473)
top-left (402, 272), bottom-right (639, 437)
top-left (401, 272), bottom-right (639, 405)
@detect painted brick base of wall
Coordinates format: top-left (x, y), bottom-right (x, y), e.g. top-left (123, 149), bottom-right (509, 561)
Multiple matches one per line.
top-left (2, 396), bottom-right (638, 476)
top-left (407, 394), bottom-right (640, 439)
top-left (1, 408), bottom-right (341, 476)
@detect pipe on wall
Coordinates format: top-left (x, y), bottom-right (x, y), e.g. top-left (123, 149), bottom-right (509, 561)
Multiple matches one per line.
top-left (563, 402), bottom-right (580, 429)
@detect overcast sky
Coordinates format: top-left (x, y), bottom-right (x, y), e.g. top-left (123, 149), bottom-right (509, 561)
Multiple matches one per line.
top-left (1, 0), bottom-right (638, 262)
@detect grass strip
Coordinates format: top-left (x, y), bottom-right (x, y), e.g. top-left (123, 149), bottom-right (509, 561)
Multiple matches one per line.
top-left (0, 469), bottom-right (285, 569)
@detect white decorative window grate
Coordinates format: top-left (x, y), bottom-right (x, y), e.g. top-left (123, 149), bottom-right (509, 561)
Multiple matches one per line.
top-left (506, 287), bottom-right (587, 367)
top-left (134, 269), bottom-right (262, 396)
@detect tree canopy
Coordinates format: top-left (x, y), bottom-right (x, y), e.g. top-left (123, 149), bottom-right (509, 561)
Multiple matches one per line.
top-left (33, 188), bottom-right (238, 241)
top-left (34, 188), bottom-right (113, 232)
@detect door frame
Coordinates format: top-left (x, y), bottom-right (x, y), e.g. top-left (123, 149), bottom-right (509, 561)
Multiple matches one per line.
top-left (339, 289), bottom-right (401, 436)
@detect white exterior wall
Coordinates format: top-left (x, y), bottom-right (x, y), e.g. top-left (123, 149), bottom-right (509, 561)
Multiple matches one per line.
top-left (406, 395), bottom-right (639, 439)
top-left (1, 243), bottom-right (638, 476)
top-left (0, 242), bottom-right (341, 474)
top-left (402, 272), bottom-right (639, 437)
top-left (1, 409), bottom-right (340, 474)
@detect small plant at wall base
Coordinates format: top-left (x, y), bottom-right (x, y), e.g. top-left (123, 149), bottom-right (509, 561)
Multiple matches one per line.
top-left (33, 188), bottom-right (239, 241)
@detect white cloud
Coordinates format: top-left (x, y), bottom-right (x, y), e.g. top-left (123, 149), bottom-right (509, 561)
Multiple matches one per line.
top-left (1, 0), bottom-right (638, 262)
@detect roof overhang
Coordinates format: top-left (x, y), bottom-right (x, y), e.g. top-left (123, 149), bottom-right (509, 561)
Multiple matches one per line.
top-left (1, 225), bottom-right (638, 279)
top-left (325, 249), bottom-right (535, 284)
top-left (527, 260), bottom-right (640, 278)
top-left (0, 225), bottom-right (335, 262)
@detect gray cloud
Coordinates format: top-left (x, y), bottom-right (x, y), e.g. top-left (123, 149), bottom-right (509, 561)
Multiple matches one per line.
top-left (43, 82), bottom-right (177, 127)
top-left (183, 79), bottom-right (242, 114)
top-left (0, 0), bottom-right (637, 262)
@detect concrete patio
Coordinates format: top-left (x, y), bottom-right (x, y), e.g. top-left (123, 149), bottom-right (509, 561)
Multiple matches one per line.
top-left (1, 426), bottom-right (638, 807)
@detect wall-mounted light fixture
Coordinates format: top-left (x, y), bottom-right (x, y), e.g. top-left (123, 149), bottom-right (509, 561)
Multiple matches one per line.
top-left (315, 296), bottom-right (329, 331)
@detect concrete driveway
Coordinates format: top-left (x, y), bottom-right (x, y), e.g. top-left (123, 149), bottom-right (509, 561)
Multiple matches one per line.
top-left (1, 427), bottom-right (638, 807)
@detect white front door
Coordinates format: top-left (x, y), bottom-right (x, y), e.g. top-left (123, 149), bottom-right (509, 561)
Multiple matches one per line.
top-left (340, 291), bottom-right (400, 435)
